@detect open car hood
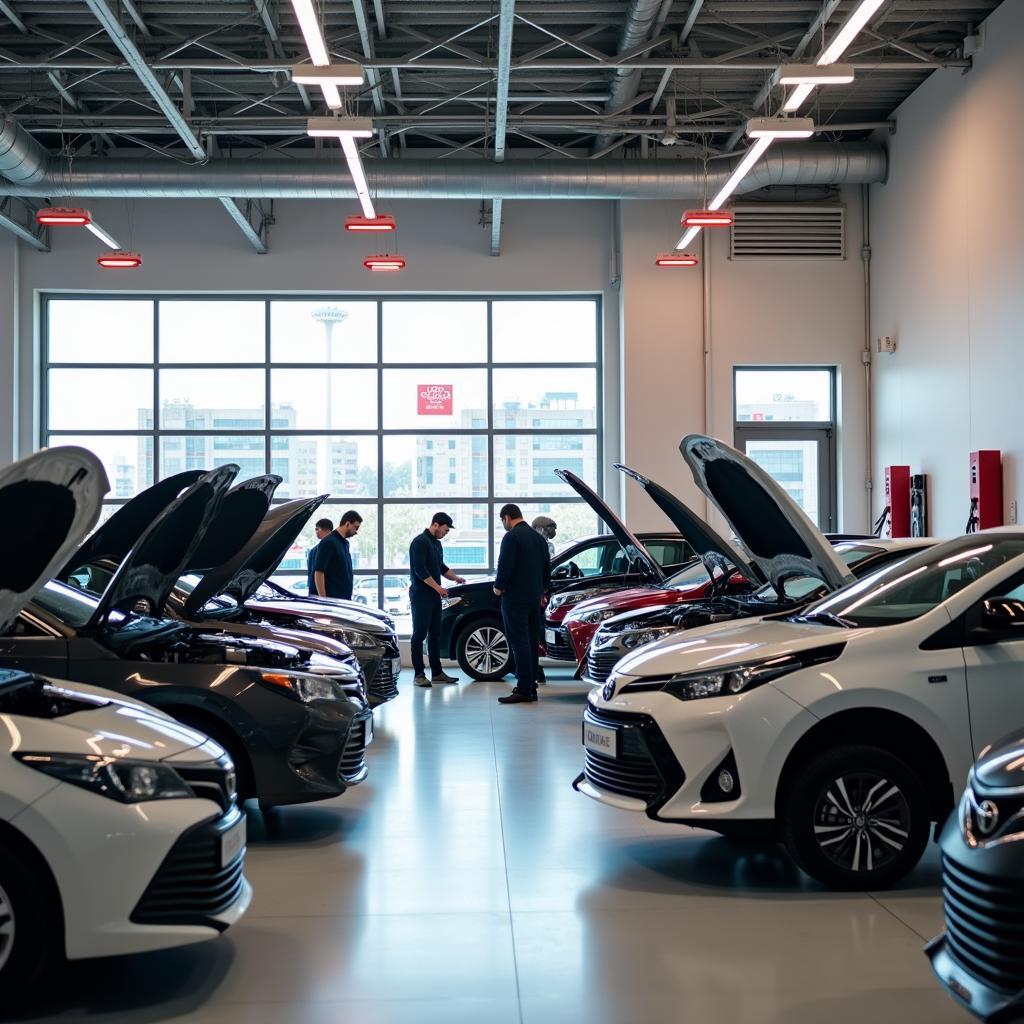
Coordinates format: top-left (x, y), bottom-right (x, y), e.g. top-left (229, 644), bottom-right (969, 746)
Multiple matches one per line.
top-left (0, 446), bottom-right (109, 634)
top-left (555, 469), bottom-right (664, 583)
top-left (614, 464), bottom-right (762, 585)
top-left (680, 434), bottom-right (852, 593)
top-left (59, 469), bottom-right (204, 577)
top-left (86, 465), bottom-right (238, 628)
top-left (184, 494), bottom-right (327, 618)
top-left (183, 474), bottom-right (281, 574)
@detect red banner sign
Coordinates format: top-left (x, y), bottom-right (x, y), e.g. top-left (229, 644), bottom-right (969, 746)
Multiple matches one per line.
top-left (418, 384), bottom-right (453, 416)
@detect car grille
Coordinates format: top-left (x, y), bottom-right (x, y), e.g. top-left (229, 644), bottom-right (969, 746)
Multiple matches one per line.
top-left (131, 807), bottom-right (246, 927)
top-left (582, 706), bottom-right (682, 805)
top-left (370, 654), bottom-right (400, 702)
top-left (545, 625), bottom-right (575, 661)
top-left (941, 853), bottom-right (1024, 993)
top-left (339, 714), bottom-right (371, 783)
top-left (585, 646), bottom-right (622, 684)
top-left (175, 755), bottom-right (236, 812)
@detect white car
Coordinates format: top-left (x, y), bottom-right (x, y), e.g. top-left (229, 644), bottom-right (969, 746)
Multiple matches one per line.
top-left (574, 435), bottom-right (1024, 889)
top-left (0, 447), bottom-right (251, 996)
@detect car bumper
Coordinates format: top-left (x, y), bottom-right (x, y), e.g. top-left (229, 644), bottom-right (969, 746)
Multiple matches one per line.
top-left (566, 621), bottom-right (599, 662)
top-left (543, 622), bottom-right (576, 661)
top-left (12, 789), bottom-right (250, 960)
top-left (362, 644), bottom-right (401, 705)
top-left (577, 684), bottom-right (813, 824)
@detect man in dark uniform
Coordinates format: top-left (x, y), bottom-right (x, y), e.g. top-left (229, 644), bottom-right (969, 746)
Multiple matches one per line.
top-left (408, 512), bottom-right (466, 688)
top-left (313, 510), bottom-right (362, 600)
top-left (494, 503), bottom-right (551, 705)
top-left (306, 518), bottom-right (333, 594)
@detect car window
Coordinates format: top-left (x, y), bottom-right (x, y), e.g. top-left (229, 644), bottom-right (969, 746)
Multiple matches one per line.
top-left (806, 536), bottom-right (1024, 627)
top-left (32, 579), bottom-right (103, 629)
top-left (665, 561), bottom-right (714, 590)
top-left (644, 539), bottom-right (692, 567)
top-left (558, 539), bottom-right (617, 577)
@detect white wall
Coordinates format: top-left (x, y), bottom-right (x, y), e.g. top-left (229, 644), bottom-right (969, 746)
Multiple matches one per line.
top-left (0, 186), bottom-right (870, 531)
top-left (870, 0), bottom-right (1024, 538)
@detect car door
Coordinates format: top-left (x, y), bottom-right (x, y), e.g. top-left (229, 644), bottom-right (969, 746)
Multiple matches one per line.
top-left (553, 538), bottom-right (619, 581)
top-left (0, 611), bottom-right (70, 677)
top-left (961, 572), bottom-right (1024, 756)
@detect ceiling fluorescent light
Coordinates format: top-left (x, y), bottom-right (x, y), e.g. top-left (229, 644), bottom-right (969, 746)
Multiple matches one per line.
top-left (363, 253), bottom-right (406, 272)
top-left (36, 206), bottom-right (91, 226)
top-left (289, 0), bottom-right (330, 64)
top-left (656, 253), bottom-right (699, 267)
top-left (85, 221), bottom-right (120, 249)
top-left (340, 135), bottom-right (376, 218)
top-left (345, 214), bottom-right (396, 232)
top-left (782, 82), bottom-right (815, 113)
top-left (291, 63), bottom-right (364, 86)
top-left (776, 63), bottom-right (854, 86)
top-left (307, 116), bottom-right (374, 139)
top-left (820, 0), bottom-right (886, 65)
top-left (97, 250), bottom-right (142, 269)
top-left (682, 210), bottom-right (734, 228)
top-left (747, 117), bottom-right (815, 139)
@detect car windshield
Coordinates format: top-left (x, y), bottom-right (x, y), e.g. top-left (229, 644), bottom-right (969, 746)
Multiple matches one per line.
top-left (752, 544), bottom-right (885, 602)
top-left (800, 535), bottom-right (1024, 627)
top-left (664, 561), bottom-right (713, 590)
top-left (33, 579), bottom-right (105, 629)
top-left (174, 574), bottom-right (238, 611)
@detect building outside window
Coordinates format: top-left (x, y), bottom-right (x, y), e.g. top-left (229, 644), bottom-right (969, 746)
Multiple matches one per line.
top-left (43, 296), bottom-right (602, 627)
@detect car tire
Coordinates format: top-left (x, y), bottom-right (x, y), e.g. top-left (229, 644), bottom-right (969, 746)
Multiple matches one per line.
top-left (456, 620), bottom-right (512, 680)
top-left (0, 845), bottom-right (58, 1000)
top-left (782, 745), bottom-right (930, 891)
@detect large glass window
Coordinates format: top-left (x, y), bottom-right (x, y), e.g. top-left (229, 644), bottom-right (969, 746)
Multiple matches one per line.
top-left (43, 296), bottom-right (601, 627)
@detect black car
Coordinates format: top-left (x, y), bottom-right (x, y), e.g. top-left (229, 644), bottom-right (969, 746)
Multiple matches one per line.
top-left (440, 522), bottom-right (692, 681)
top-left (927, 730), bottom-right (1024, 1022)
top-left (1, 460), bottom-right (371, 810)
top-left (66, 471), bottom-right (402, 705)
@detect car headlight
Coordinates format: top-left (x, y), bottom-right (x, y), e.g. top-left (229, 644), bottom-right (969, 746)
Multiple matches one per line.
top-left (340, 629), bottom-right (378, 650)
top-left (620, 626), bottom-right (676, 649)
top-left (442, 596), bottom-right (462, 610)
top-left (260, 671), bottom-right (349, 703)
top-left (572, 607), bottom-right (618, 625)
top-left (15, 753), bottom-right (193, 803)
top-left (621, 644), bottom-right (845, 701)
top-left (549, 589), bottom-right (602, 611)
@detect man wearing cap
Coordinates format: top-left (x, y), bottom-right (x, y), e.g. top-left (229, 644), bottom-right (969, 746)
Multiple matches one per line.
top-left (409, 512), bottom-right (467, 688)
top-left (532, 515), bottom-right (558, 558)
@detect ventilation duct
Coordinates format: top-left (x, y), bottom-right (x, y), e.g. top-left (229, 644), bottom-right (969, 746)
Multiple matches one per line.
top-left (0, 114), bottom-right (887, 200)
top-left (731, 205), bottom-right (846, 259)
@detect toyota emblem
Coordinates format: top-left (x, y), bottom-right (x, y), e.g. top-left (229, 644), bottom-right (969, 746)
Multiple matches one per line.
top-left (976, 799), bottom-right (1000, 836)
top-left (602, 681), bottom-right (616, 701)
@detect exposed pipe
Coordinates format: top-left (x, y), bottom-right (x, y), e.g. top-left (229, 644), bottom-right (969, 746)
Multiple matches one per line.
top-left (0, 116), bottom-right (887, 199)
top-left (594, 0), bottom-right (662, 151)
top-left (861, 182), bottom-right (874, 531)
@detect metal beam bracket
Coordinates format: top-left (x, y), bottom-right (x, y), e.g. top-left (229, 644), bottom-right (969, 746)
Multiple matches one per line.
top-left (0, 196), bottom-right (49, 250)
top-left (219, 196), bottom-right (273, 253)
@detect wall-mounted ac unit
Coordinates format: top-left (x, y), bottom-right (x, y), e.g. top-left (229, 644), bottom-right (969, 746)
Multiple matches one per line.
top-left (730, 205), bottom-right (845, 260)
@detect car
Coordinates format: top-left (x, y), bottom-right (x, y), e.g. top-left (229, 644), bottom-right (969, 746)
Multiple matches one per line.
top-left (572, 433), bottom-right (1024, 890)
top-left (539, 469), bottom-right (702, 666)
top-left (926, 727), bottom-right (1024, 1022)
top-left (441, 508), bottom-right (693, 681)
top-left (66, 471), bottom-right (402, 706)
top-left (2, 463), bottom-right (372, 810)
top-left (0, 446), bottom-right (249, 996)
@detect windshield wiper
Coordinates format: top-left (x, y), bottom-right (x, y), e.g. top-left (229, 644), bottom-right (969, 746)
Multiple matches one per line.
top-left (790, 611), bottom-right (856, 629)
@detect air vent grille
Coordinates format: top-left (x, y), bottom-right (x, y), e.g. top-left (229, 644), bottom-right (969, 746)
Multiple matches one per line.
top-left (730, 205), bottom-right (845, 260)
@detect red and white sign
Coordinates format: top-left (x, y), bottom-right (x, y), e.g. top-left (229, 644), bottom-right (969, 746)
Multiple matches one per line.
top-left (418, 384), bottom-right (453, 416)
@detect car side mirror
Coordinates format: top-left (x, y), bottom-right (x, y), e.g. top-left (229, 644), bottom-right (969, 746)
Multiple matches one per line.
top-left (552, 564), bottom-right (571, 580)
top-left (979, 597), bottom-right (1024, 635)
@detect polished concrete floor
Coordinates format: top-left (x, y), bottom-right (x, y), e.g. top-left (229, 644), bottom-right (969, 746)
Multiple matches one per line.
top-left (21, 669), bottom-right (972, 1024)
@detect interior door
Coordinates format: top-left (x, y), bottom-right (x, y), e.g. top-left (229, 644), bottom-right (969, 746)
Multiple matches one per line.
top-left (734, 426), bottom-right (835, 531)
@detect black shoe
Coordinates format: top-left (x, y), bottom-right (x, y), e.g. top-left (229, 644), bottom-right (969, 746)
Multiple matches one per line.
top-left (498, 689), bottom-right (538, 704)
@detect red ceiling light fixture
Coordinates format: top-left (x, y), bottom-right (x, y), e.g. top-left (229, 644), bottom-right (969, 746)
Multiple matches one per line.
top-left (97, 250), bottom-right (143, 269)
top-left (345, 214), bottom-right (397, 232)
top-left (363, 253), bottom-right (406, 272)
top-left (655, 253), bottom-right (699, 267)
top-left (36, 206), bottom-right (92, 226)
top-left (681, 209), bottom-right (734, 228)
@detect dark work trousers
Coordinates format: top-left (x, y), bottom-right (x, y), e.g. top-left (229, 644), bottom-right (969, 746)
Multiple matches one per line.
top-left (502, 598), bottom-right (540, 696)
top-left (409, 587), bottom-right (443, 676)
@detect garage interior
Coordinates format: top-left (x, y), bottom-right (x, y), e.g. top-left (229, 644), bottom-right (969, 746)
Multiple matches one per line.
top-left (0, 0), bottom-right (1021, 1022)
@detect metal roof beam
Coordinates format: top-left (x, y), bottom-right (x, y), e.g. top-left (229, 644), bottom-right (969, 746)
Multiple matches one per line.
top-left (0, 1), bottom-right (26, 35)
top-left (490, 0), bottom-right (514, 256)
top-left (218, 197), bottom-right (272, 252)
top-left (0, 196), bottom-right (47, 250)
top-left (82, 0), bottom-right (205, 160)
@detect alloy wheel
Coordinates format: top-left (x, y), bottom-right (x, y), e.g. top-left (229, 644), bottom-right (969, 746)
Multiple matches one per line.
top-left (813, 771), bottom-right (911, 874)
top-left (465, 626), bottom-right (510, 674)
top-left (0, 881), bottom-right (14, 975)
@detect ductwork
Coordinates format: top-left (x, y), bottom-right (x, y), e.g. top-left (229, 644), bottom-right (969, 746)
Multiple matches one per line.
top-left (595, 0), bottom-right (662, 151)
top-left (0, 114), bottom-right (887, 199)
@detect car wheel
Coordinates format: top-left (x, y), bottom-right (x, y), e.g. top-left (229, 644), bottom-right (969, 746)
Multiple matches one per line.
top-left (0, 845), bottom-right (57, 999)
top-left (782, 745), bottom-right (930, 891)
top-left (456, 621), bottom-right (512, 680)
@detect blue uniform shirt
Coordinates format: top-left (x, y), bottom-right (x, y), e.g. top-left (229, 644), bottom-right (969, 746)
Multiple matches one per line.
top-left (312, 531), bottom-right (354, 600)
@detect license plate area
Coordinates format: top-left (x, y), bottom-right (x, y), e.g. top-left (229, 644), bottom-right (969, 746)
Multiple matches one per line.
top-left (365, 716), bottom-right (373, 746)
top-left (545, 628), bottom-right (556, 646)
top-left (220, 816), bottom-right (246, 868)
top-left (582, 721), bottom-right (619, 758)
top-left (391, 656), bottom-right (402, 677)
